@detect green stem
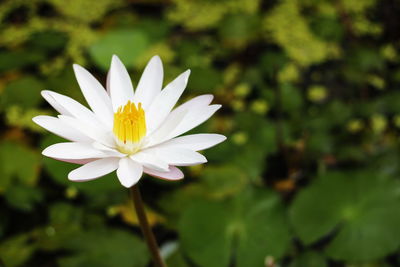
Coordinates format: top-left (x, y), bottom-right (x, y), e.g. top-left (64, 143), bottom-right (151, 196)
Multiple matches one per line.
top-left (130, 185), bottom-right (167, 267)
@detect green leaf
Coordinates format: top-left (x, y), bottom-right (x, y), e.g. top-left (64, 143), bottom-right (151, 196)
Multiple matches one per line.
top-left (35, 203), bottom-right (84, 251)
top-left (289, 251), bottom-right (327, 267)
top-left (0, 234), bottom-right (36, 267)
top-left (224, 113), bottom-right (277, 181)
top-left (347, 47), bottom-right (384, 72)
top-left (0, 77), bottom-right (44, 110)
top-left (310, 16), bottom-right (343, 42)
top-left (49, 202), bottom-right (83, 226)
top-left (0, 141), bottom-right (41, 192)
top-left (218, 14), bottom-right (259, 46)
top-left (201, 165), bottom-right (249, 198)
top-left (89, 29), bottom-right (149, 70)
top-left (234, 113), bottom-right (276, 150)
top-left (290, 171), bottom-right (400, 261)
top-left (306, 130), bottom-right (333, 154)
top-left (58, 229), bottom-right (149, 267)
top-left (28, 31), bottom-right (68, 52)
top-left (165, 244), bottom-right (190, 267)
top-left (4, 185), bottom-right (43, 212)
top-left (281, 83), bottom-right (303, 113)
top-left (179, 188), bottom-right (290, 267)
top-left (260, 51), bottom-right (288, 78)
top-left (235, 190), bottom-right (291, 267)
top-left (134, 19), bottom-right (171, 43)
top-left (180, 200), bottom-right (233, 267)
top-left (0, 51), bottom-right (45, 72)
top-left (189, 67), bottom-right (221, 94)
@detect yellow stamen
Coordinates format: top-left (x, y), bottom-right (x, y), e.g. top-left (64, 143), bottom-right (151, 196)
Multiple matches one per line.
top-left (113, 101), bottom-right (146, 154)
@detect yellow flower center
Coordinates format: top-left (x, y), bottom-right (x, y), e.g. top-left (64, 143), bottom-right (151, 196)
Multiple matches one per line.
top-left (113, 101), bottom-right (146, 154)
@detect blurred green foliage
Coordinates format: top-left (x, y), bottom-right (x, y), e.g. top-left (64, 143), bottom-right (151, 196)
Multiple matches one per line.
top-left (1, 0), bottom-right (400, 266)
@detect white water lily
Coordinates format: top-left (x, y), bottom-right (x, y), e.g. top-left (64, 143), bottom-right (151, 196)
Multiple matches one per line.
top-left (33, 55), bottom-right (226, 188)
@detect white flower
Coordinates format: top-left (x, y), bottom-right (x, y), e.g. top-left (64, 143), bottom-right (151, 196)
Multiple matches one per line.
top-left (33, 55), bottom-right (226, 188)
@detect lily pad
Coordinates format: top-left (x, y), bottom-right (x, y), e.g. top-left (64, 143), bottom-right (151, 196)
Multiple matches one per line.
top-left (179, 188), bottom-right (290, 267)
top-left (289, 251), bottom-right (327, 267)
top-left (0, 76), bottom-right (43, 110)
top-left (5, 185), bottom-right (43, 212)
top-left (89, 29), bottom-right (149, 71)
top-left (58, 229), bottom-right (149, 267)
top-left (0, 234), bottom-right (36, 267)
top-left (0, 141), bottom-right (41, 192)
top-left (290, 171), bottom-right (400, 261)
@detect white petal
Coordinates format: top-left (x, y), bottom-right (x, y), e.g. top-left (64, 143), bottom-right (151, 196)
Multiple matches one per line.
top-left (73, 64), bottom-right (113, 127)
top-left (146, 108), bottom-right (188, 147)
top-left (144, 166), bottom-right (184, 181)
top-left (167, 104), bottom-right (221, 140)
top-left (106, 69), bottom-right (111, 95)
top-left (146, 94), bottom-right (215, 146)
top-left (152, 147), bottom-right (207, 166)
top-left (117, 157), bottom-right (143, 188)
top-left (41, 90), bottom-right (107, 129)
top-left (92, 142), bottom-right (126, 157)
top-left (42, 142), bottom-right (107, 160)
top-left (56, 158), bottom-right (95, 164)
top-left (68, 158), bottom-right (119, 182)
top-left (169, 94), bottom-right (214, 116)
top-left (130, 150), bottom-right (169, 172)
top-left (109, 55), bottom-right (134, 111)
top-left (58, 115), bottom-right (115, 147)
top-left (146, 70), bottom-right (190, 133)
top-left (41, 90), bottom-right (72, 115)
top-left (134, 55), bottom-right (163, 109)
top-left (158, 134), bottom-right (226, 151)
top-left (148, 104), bottom-right (221, 146)
top-left (32, 115), bottom-right (92, 142)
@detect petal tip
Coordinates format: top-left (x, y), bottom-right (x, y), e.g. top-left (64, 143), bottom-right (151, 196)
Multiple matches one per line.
top-left (41, 90), bottom-right (52, 97)
top-left (219, 135), bottom-right (227, 142)
top-left (111, 54), bottom-right (122, 65)
top-left (67, 171), bottom-right (85, 182)
top-left (202, 94), bottom-right (214, 103)
top-left (31, 116), bottom-right (40, 123)
top-left (183, 69), bottom-right (191, 81)
top-left (149, 55), bottom-right (163, 68)
top-left (67, 171), bottom-right (76, 181)
top-left (120, 179), bottom-right (138, 188)
top-left (41, 147), bottom-right (50, 157)
top-left (32, 115), bottom-right (47, 124)
top-left (152, 55), bottom-right (161, 61)
top-left (72, 64), bottom-right (85, 78)
top-left (72, 64), bottom-right (86, 74)
top-left (213, 104), bottom-right (222, 110)
top-left (174, 170), bottom-right (185, 180)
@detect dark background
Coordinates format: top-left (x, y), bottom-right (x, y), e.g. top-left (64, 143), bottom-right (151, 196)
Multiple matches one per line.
top-left (1, 0), bottom-right (400, 266)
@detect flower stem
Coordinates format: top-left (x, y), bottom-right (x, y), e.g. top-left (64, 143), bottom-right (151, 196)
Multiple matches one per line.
top-left (130, 185), bottom-right (167, 267)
